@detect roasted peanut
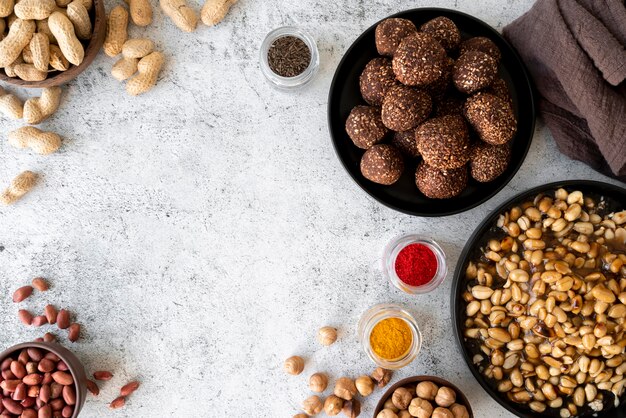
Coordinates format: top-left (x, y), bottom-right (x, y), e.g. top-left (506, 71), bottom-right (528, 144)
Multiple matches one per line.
top-left (1, 170), bottom-right (37, 205)
top-left (125, 51), bottom-right (164, 96)
top-left (48, 11), bottom-right (83, 65)
top-left (201, 0), bottom-right (237, 26)
top-left (0, 19), bottom-right (35, 67)
top-left (8, 126), bottom-right (62, 154)
top-left (66, 0), bottom-right (91, 40)
top-left (23, 87), bottom-right (62, 125)
top-left (103, 5), bottom-right (128, 57)
top-left (160, 0), bottom-right (198, 32)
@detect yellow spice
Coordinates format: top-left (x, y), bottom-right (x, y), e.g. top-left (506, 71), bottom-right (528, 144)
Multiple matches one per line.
top-left (370, 317), bottom-right (412, 360)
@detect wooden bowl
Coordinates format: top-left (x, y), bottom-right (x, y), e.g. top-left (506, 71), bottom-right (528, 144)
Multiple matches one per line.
top-left (373, 375), bottom-right (474, 417)
top-left (0, 0), bottom-right (106, 88)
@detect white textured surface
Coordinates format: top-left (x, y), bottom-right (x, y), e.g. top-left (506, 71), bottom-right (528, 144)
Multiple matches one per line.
top-left (0, 1), bottom-right (623, 417)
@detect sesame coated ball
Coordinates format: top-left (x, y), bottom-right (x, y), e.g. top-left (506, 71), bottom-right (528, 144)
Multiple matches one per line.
top-left (381, 85), bottom-right (432, 132)
top-left (459, 37), bottom-right (501, 62)
top-left (392, 129), bottom-right (420, 159)
top-left (426, 56), bottom-right (455, 99)
top-left (345, 105), bottom-right (389, 149)
top-left (392, 33), bottom-right (446, 87)
top-left (375, 18), bottom-right (418, 56)
top-left (470, 141), bottom-right (511, 182)
top-left (453, 51), bottom-right (498, 94)
top-left (420, 16), bottom-right (461, 51)
top-left (486, 78), bottom-right (513, 108)
top-left (415, 115), bottom-right (471, 170)
top-left (415, 161), bottom-right (468, 199)
top-left (359, 58), bottom-right (399, 106)
top-left (464, 92), bottom-right (517, 145)
top-left (360, 144), bottom-right (405, 185)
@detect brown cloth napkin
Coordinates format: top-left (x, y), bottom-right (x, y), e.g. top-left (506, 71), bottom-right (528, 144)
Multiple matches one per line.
top-left (503, 0), bottom-right (626, 182)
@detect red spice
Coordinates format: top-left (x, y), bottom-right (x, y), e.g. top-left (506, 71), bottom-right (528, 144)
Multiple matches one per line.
top-left (394, 243), bottom-right (437, 286)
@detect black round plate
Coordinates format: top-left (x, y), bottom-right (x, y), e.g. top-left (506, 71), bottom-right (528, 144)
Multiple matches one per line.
top-left (328, 8), bottom-right (536, 217)
top-left (451, 180), bottom-right (626, 418)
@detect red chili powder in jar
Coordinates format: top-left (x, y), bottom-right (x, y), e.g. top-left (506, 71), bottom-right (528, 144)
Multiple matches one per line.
top-left (394, 243), bottom-right (438, 286)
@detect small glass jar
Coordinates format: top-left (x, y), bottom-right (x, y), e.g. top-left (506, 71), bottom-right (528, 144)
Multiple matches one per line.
top-left (383, 234), bottom-right (448, 294)
top-left (357, 304), bottom-right (422, 369)
top-left (259, 26), bottom-right (319, 90)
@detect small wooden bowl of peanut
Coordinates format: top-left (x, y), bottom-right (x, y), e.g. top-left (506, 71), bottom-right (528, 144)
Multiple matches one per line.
top-left (373, 375), bottom-right (473, 418)
top-left (0, 0), bottom-right (106, 87)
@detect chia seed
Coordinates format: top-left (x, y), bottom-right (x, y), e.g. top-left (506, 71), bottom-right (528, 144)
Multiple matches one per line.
top-left (267, 36), bottom-right (311, 78)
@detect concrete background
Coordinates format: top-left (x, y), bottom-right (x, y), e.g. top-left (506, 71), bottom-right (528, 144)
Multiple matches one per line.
top-left (0, 0), bottom-right (622, 417)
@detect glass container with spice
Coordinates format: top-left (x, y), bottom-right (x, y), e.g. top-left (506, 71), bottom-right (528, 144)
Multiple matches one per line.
top-left (383, 234), bottom-right (447, 294)
top-left (357, 304), bottom-right (422, 369)
top-left (259, 27), bottom-right (319, 90)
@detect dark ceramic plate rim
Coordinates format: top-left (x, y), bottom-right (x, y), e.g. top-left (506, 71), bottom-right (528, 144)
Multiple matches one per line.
top-left (450, 180), bottom-right (626, 418)
top-left (327, 7), bottom-right (536, 217)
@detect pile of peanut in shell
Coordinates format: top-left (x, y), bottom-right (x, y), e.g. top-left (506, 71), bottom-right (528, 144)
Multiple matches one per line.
top-left (0, 0), bottom-right (94, 82)
top-left (376, 380), bottom-right (470, 418)
top-left (461, 188), bottom-right (626, 417)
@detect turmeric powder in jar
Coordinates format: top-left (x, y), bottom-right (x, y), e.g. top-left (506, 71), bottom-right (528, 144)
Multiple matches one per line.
top-left (370, 317), bottom-right (413, 360)
top-left (358, 304), bottom-right (422, 369)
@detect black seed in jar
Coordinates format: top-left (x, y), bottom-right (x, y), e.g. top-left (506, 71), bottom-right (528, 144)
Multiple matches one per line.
top-left (453, 51), bottom-right (498, 94)
top-left (375, 18), bottom-right (418, 56)
top-left (415, 161), bottom-right (468, 199)
top-left (464, 92), bottom-right (517, 145)
top-left (470, 141), bottom-right (511, 182)
top-left (426, 56), bottom-right (455, 99)
top-left (345, 105), bottom-right (388, 149)
top-left (420, 16), bottom-right (461, 51)
top-left (434, 94), bottom-right (465, 117)
top-left (359, 58), bottom-right (399, 106)
top-left (392, 129), bottom-right (420, 159)
top-left (381, 85), bottom-right (432, 132)
top-left (486, 78), bottom-right (513, 108)
top-left (360, 144), bottom-right (404, 185)
top-left (392, 33), bottom-right (446, 87)
top-left (459, 36), bottom-right (501, 62)
top-left (267, 36), bottom-right (311, 78)
top-left (415, 115), bottom-right (471, 170)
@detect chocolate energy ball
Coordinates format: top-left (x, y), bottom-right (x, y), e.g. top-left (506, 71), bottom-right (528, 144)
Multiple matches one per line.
top-left (415, 115), bottom-right (471, 170)
top-left (392, 129), bottom-right (420, 159)
top-left (486, 78), bottom-right (513, 108)
top-left (427, 56), bottom-right (455, 99)
top-left (345, 105), bottom-right (388, 149)
top-left (359, 58), bottom-right (399, 106)
top-left (453, 51), bottom-right (498, 94)
top-left (420, 16), bottom-right (461, 51)
top-left (459, 37), bottom-right (501, 62)
top-left (375, 18), bottom-right (418, 56)
top-left (415, 161), bottom-right (468, 199)
top-left (464, 92), bottom-right (517, 145)
top-left (360, 144), bottom-right (404, 185)
top-left (392, 33), bottom-right (446, 87)
top-left (381, 85), bottom-right (432, 132)
top-left (470, 141), bottom-right (511, 182)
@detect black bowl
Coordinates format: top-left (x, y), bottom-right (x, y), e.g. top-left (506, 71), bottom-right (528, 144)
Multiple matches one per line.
top-left (451, 180), bottom-right (626, 418)
top-left (328, 8), bottom-right (536, 217)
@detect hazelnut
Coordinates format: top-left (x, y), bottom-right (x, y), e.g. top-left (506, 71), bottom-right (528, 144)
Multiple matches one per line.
top-left (302, 395), bottom-right (323, 416)
top-left (377, 409), bottom-right (398, 418)
top-left (435, 387), bottom-right (456, 407)
top-left (372, 367), bottom-right (393, 387)
top-left (284, 356), bottom-right (305, 375)
top-left (432, 407), bottom-right (454, 418)
top-left (324, 395), bottom-right (344, 416)
top-left (416, 381), bottom-right (439, 400)
top-left (392, 387), bottom-right (412, 409)
top-left (383, 398), bottom-right (399, 412)
top-left (334, 377), bottom-right (357, 401)
top-left (449, 404), bottom-right (469, 418)
top-left (318, 326), bottom-right (338, 346)
top-left (309, 373), bottom-right (328, 393)
top-left (398, 411), bottom-right (412, 418)
top-left (355, 375), bottom-right (374, 397)
top-left (409, 398), bottom-right (433, 418)
top-left (342, 399), bottom-right (361, 418)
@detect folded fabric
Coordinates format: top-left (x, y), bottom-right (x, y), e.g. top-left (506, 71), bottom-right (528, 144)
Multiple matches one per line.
top-left (503, 0), bottom-right (626, 182)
